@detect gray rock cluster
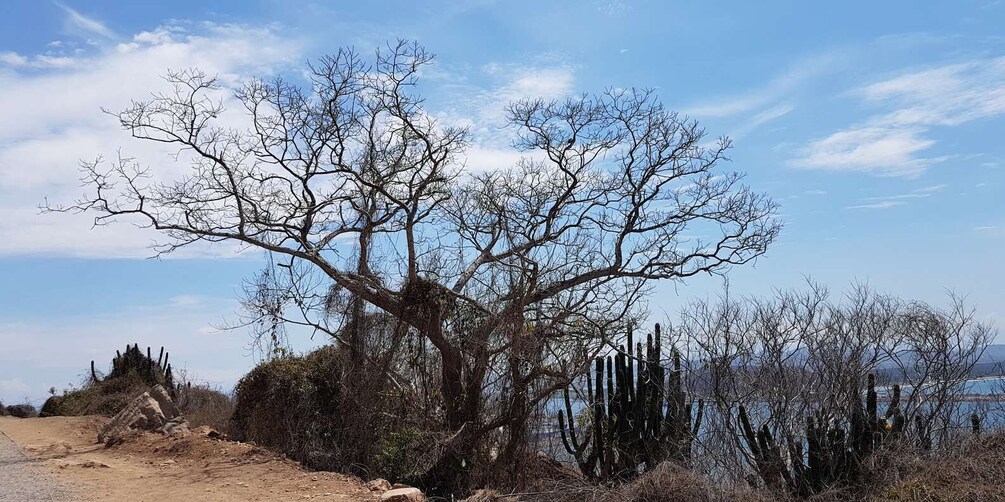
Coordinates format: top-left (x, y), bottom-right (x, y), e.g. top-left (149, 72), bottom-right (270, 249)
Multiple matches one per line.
top-left (97, 384), bottom-right (189, 445)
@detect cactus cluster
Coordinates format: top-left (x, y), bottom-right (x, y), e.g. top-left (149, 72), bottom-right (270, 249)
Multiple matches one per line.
top-left (737, 373), bottom-right (904, 496)
top-left (101, 343), bottom-right (174, 389)
top-left (557, 324), bottom-right (704, 482)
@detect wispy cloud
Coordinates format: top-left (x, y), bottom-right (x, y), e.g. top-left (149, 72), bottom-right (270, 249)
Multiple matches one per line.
top-left (684, 53), bottom-right (841, 119)
top-left (791, 56), bottom-right (1005, 177)
top-left (847, 184), bottom-right (946, 209)
top-left (0, 52), bottom-right (27, 66)
top-left (53, 1), bottom-right (116, 39)
top-left (863, 184), bottom-right (946, 201)
top-left (846, 201), bottom-right (905, 210)
top-left (683, 53), bottom-right (841, 138)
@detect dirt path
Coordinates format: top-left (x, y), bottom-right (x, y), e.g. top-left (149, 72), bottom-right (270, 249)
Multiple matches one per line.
top-left (0, 416), bottom-right (375, 501)
top-left (0, 427), bottom-right (76, 501)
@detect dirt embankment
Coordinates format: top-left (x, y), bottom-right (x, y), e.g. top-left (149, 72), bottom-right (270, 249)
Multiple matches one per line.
top-left (0, 416), bottom-right (373, 501)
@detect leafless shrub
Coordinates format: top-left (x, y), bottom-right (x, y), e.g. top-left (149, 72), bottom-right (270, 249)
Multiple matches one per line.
top-left (672, 282), bottom-right (995, 495)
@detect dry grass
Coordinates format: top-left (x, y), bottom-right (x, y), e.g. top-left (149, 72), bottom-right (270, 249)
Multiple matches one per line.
top-left (502, 459), bottom-right (773, 502)
top-left (598, 462), bottom-right (773, 502)
top-left (175, 384), bottom-right (233, 433)
top-left (870, 433), bottom-right (1005, 502)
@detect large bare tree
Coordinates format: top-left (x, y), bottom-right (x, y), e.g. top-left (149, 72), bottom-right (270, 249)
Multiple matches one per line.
top-left (50, 41), bottom-right (781, 494)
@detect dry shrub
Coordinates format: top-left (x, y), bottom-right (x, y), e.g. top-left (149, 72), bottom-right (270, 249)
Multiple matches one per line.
top-left (600, 462), bottom-right (774, 502)
top-left (0, 400), bottom-right (6, 416)
top-left (230, 346), bottom-right (349, 471)
top-left (41, 372), bottom-right (149, 417)
top-left (175, 384), bottom-right (233, 433)
top-left (512, 459), bottom-right (773, 502)
top-left (871, 432), bottom-right (1005, 502)
top-left (5, 404), bottom-right (38, 418)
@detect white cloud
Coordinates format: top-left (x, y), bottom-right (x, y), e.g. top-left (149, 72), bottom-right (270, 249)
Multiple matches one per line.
top-left (846, 201), bottom-right (904, 210)
top-left (0, 22), bottom-right (303, 258)
top-left (434, 62), bottom-right (576, 172)
top-left (790, 127), bottom-right (936, 177)
top-left (0, 52), bottom-right (27, 66)
top-left (54, 2), bottom-right (116, 39)
top-left (791, 56), bottom-right (1005, 176)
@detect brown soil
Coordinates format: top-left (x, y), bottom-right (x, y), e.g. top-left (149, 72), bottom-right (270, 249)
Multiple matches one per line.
top-left (0, 416), bottom-right (376, 501)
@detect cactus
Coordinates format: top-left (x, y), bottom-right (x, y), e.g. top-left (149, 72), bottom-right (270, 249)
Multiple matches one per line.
top-left (104, 344), bottom-right (174, 390)
top-left (737, 373), bottom-right (905, 496)
top-left (557, 324), bottom-right (703, 482)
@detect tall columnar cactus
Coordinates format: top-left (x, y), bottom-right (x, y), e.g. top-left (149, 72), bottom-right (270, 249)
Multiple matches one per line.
top-left (557, 324), bottom-right (704, 482)
top-left (737, 373), bottom-right (905, 496)
top-left (103, 343), bottom-right (174, 389)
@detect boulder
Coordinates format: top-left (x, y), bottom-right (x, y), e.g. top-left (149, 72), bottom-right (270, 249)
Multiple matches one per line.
top-left (159, 417), bottom-right (190, 437)
top-left (379, 487), bottom-right (425, 502)
top-left (149, 384), bottom-right (180, 419)
top-left (98, 388), bottom-right (184, 444)
top-left (366, 478), bottom-right (392, 492)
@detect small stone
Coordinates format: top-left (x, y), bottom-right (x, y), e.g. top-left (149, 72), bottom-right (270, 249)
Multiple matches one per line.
top-left (379, 487), bottom-right (425, 502)
top-left (366, 479), bottom-right (392, 492)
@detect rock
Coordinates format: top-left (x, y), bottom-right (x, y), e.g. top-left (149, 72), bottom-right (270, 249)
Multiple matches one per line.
top-left (80, 460), bottom-right (111, 468)
top-left (150, 384), bottom-right (180, 419)
top-left (379, 487), bottom-right (424, 502)
top-left (366, 479), bottom-right (391, 492)
top-left (160, 417), bottom-right (190, 437)
top-left (97, 385), bottom-right (187, 444)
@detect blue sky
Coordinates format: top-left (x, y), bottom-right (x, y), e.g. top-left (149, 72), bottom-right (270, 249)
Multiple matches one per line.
top-left (2, 0), bottom-right (1004, 405)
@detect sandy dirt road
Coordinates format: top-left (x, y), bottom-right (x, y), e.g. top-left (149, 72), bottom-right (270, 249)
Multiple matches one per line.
top-left (0, 427), bottom-right (76, 501)
top-left (0, 416), bottom-right (374, 502)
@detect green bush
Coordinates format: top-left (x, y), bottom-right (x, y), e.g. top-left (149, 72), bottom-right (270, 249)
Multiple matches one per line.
top-left (375, 427), bottom-right (431, 482)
